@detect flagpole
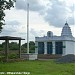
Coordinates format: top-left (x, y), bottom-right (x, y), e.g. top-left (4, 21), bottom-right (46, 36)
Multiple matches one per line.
top-left (27, 3), bottom-right (29, 54)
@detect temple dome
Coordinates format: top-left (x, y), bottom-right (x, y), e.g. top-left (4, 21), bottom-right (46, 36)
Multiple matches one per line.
top-left (61, 22), bottom-right (72, 37)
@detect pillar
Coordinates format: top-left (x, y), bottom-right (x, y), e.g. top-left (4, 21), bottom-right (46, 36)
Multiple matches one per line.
top-left (44, 42), bottom-right (47, 54)
top-left (19, 40), bottom-right (21, 58)
top-left (35, 41), bottom-right (38, 54)
top-left (5, 40), bottom-right (9, 62)
top-left (52, 41), bottom-right (55, 54)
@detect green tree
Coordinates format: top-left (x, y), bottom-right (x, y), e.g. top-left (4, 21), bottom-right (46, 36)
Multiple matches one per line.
top-left (29, 41), bottom-right (35, 50)
top-left (0, 44), bottom-right (3, 51)
top-left (2, 42), bottom-right (5, 50)
top-left (1, 42), bottom-right (19, 50)
top-left (9, 42), bottom-right (19, 50)
top-left (22, 43), bottom-right (27, 48)
top-left (22, 41), bottom-right (35, 53)
top-left (0, 0), bottom-right (16, 32)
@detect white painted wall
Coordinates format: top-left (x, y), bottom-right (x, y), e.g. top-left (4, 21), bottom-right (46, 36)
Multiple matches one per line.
top-left (65, 41), bottom-right (75, 55)
top-left (74, 42), bottom-right (75, 55)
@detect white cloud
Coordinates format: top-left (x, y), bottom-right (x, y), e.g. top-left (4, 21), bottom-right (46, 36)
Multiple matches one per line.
top-left (15, 0), bottom-right (74, 27)
top-left (15, 0), bottom-right (44, 11)
top-left (44, 0), bottom-right (74, 27)
top-left (0, 0), bottom-right (75, 44)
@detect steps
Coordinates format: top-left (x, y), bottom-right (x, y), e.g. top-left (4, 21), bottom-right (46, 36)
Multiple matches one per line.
top-left (21, 54), bottom-right (62, 60)
top-left (38, 54), bottom-right (62, 59)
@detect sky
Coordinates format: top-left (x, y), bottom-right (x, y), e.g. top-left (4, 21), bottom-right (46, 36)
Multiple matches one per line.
top-left (0, 0), bottom-right (75, 44)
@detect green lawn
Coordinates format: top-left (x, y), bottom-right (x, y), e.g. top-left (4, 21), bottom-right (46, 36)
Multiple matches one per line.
top-left (0, 60), bottom-right (75, 75)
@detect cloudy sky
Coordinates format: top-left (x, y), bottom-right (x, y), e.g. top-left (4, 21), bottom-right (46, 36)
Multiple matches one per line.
top-left (0, 0), bottom-right (75, 44)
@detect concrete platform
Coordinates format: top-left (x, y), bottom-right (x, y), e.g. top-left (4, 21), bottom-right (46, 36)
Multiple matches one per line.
top-left (21, 53), bottom-right (38, 60)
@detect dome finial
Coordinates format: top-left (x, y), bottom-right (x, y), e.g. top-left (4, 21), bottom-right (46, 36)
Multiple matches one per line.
top-left (65, 21), bottom-right (68, 25)
top-left (66, 20), bottom-right (67, 23)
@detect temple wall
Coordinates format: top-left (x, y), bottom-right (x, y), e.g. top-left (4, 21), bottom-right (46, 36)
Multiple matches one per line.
top-left (65, 41), bottom-right (75, 55)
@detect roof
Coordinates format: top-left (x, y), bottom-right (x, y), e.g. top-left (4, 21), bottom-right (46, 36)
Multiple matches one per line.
top-left (35, 36), bottom-right (75, 42)
top-left (0, 36), bottom-right (25, 40)
top-left (35, 22), bottom-right (75, 42)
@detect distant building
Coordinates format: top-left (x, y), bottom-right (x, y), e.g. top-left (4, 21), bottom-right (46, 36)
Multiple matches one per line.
top-left (35, 22), bottom-right (75, 55)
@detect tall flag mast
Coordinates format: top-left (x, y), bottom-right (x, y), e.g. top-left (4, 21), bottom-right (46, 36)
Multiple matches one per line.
top-left (27, 3), bottom-right (29, 54)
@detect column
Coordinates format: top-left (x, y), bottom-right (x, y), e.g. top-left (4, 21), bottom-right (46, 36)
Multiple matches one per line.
top-left (5, 40), bottom-right (9, 62)
top-left (35, 41), bottom-right (38, 54)
top-left (19, 40), bottom-right (21, 58)
top-left (44, 42), bottom-right (47, 54)
top-left (52, 41), bottom-right (55, 54)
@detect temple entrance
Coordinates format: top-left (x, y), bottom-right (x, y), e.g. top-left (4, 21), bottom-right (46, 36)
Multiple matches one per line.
top-left (47, 42), bottom-right (52, 54)
top-left (55, 42), bottom-right (63, 54)
top-left (38, 42), bottom-right (44, 54)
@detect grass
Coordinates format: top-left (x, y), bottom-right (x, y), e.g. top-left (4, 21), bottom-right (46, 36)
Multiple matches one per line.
top-left (0, 60), bottom-right (75, 75)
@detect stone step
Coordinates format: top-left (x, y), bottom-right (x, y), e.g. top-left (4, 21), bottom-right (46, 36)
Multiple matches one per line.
top-left (38, 54), bottom-right (62, 59)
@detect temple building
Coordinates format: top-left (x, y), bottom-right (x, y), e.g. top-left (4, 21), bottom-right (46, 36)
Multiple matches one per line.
top-left (35, 22), bottom-right (75, 55)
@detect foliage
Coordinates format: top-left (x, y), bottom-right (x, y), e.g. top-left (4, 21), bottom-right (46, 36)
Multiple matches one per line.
top-left (0, 41), bottom-right (35, 53)
top-left (9, 42), bottom-right (19, 50)
top-left (0, 60), bottom-right (75, 75)
top-left (8, 53), bottom-right (18, 59)
top-left (0, 0), bottom-right (16, 32)
top-left (0, 42), bottom-right (6, 50)
top-left (0, 44), bottom-right (4, 51)
top-left (29, 41), bottom-right (35, 50)
top-left (0, 55), bottom-right (5, 62)
top-left (0, 42), bottom-right (19, 50)
top-left (22, 41), bottom-right (35, 53)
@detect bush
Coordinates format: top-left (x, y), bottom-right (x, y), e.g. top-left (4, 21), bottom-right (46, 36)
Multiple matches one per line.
top-left (8, 53), bottom-right (19, 59)
top-left (29, 50), bottom-right (35, 53)
top-left (0, 56), bottom-right (5, 62)
top-left (0, 47), bottom-right (4, 51)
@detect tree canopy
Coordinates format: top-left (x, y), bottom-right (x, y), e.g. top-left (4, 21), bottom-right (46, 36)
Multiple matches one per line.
top-left (0, 0), bottom-right (16, 32)
top-left (0, 41), bottom-right (35, 53)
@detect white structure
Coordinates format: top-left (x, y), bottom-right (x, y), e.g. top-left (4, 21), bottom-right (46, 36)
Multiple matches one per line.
top-left (35, 22), bottom-right (75, 55)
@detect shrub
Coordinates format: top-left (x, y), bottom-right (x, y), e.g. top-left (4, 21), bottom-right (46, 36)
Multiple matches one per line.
top-left (8, 53), bottom-right (18, 59)
top-left (0, 48), bottom-right (4, 51)
top-left (0, 56), bottom-right (5, 62)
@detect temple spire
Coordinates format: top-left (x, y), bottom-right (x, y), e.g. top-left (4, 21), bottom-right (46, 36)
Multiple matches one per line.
top-left (61, 22), bottom-right (72, 37)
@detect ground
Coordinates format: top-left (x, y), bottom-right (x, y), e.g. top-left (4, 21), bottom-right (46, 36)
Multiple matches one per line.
top-left (0, 60), bottom-right (75, 75)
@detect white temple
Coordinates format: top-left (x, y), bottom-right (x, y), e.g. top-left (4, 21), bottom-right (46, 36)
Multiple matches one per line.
top-left (35, 22), bottom-right (75, 55)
